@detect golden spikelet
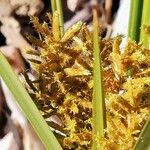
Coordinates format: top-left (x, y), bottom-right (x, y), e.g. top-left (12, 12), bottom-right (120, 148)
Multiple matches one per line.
top-left (24, 12), bottom-right (150, 149)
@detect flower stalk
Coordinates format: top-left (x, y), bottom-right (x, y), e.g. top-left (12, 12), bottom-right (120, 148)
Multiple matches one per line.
top-left (140, 0), bottom-right (150, 47)
top-left (51, 0), bottom-right (56, 15)
top-left (56, 0), bottom-right (64, 37)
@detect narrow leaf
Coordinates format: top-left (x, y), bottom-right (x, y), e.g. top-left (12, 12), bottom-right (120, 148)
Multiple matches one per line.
top-left (128, 0), bottom-right (143, 42)
top-left (134, 118), bottom-right (150, 150)
top-left (92, 5), bottom-right (106, 150)
top-left (0, 52), bottom-right (62, 150)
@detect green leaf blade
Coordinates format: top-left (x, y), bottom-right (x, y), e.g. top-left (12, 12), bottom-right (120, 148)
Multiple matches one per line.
top-left (92, 7), bottom-right (106, 150)
top-left (134, 118), bottom-right (150, 150)
top-left (0, 52), bottom-right (62, 150)
top-left (128, 0), bottom-right (143, 42)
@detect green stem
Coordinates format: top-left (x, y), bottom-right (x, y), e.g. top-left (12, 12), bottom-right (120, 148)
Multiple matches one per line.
top-left (131, 0), bottom-right (150, 148)
top-left (92, 6), bottom-right (106, 150)
top-left (51, 0), bottom-right (56, 15)
top-left (134, 118), bottom-right (150, 150)
top-left (0, 52), bottom-right (62, 150)
top-left (128, 0), bottom-right (143, 42)
top-left (140, 0), bottom-right (150, 47)
top-left (56, 0), bottom-right (64, 37)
